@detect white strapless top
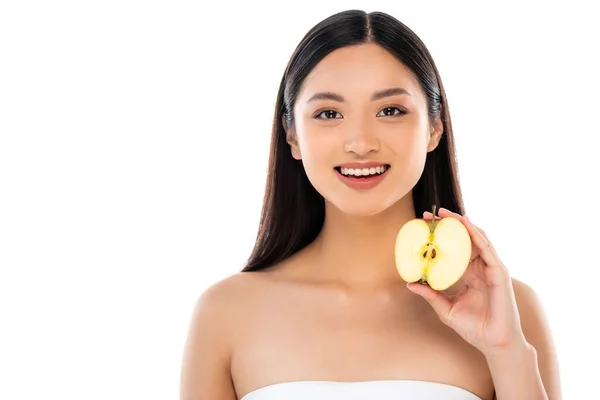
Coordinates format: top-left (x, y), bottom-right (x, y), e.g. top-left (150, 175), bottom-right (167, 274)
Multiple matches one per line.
top-left (240, 380), bottom-right (483, 400)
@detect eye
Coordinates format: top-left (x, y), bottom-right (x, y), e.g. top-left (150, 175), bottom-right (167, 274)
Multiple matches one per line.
top-left (377, 107), bottom-right (406, 117)
top-left (314, 110), bottom-right (343, 120)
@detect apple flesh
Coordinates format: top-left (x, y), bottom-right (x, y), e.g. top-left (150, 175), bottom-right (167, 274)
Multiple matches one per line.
top-left (395, 212), bottom-right (472, 291)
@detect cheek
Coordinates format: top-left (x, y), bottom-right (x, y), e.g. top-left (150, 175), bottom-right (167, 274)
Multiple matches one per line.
top-left (296, 127), bottom-right (336, 165)
top-left (409, 133), bottom-right (429, 156)
top-left (300, 143), bottom-right (332, 183)
top-left (295, 130), bottom-right (339, 188)
top-left (389, 126), bottom-right (427, 156)
top-left (387, 131), bottom-right (429, 180)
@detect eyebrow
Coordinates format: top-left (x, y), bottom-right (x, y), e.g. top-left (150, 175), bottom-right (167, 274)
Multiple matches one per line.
top-left (306, 87), bottom-right (412, 103)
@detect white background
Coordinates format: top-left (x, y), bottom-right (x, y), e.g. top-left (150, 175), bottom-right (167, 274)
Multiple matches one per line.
top-left (1, 1), bottom-right (598, 399)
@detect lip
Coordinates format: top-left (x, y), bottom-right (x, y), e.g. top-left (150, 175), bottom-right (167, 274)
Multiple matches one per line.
top-left (335, 164), bottom-right (390, 191)
top-left (336, 161), bottom-right (390, 169)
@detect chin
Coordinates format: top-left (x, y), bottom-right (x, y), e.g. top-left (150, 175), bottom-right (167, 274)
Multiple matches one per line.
top-left (307, 170), bottom-right (415, 217)
top-left (326, 195), bottom-right (400, 217)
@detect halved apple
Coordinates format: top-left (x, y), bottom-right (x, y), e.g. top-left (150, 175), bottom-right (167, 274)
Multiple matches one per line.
top-left (394, 206), bottom-right (472, 291)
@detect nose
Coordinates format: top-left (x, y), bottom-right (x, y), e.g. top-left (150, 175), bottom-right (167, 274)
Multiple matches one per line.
top-left (343, 122), bottom-right (380, 156)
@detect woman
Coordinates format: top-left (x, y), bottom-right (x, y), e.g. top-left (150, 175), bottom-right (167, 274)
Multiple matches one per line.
top-left (180, 9), bottom-right (561, 400)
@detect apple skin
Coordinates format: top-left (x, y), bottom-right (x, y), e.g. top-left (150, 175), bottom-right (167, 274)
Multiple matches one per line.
top-left (394, 216), bottom-right (472, 291)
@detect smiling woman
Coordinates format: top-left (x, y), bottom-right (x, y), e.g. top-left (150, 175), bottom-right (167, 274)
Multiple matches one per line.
top-left (180, 9), bottom-right (561, 400)
top-left (283, 42), bottom-right (438, 218)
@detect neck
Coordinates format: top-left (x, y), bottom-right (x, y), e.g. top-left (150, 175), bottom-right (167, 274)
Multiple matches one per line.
top-left (309, 194), bottom-right (417, 288)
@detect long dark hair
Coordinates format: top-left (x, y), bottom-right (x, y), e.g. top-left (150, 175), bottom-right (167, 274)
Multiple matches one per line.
top-left (242, 9), bottom-right (465, 272)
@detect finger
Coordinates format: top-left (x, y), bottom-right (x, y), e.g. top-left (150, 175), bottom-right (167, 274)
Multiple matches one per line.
top-left (406, 282), bottom-right (452, 323)
top-left (423, 207), bottom-right (460, 220)
top-left (438, 207), bottom-right (462, 218)
top-left (474, 227), bottom-right (496, 253)
top-left (464, 222), bottom-right (511, 285)
top-left (461, 215), bottom-right (505, 278)
top-left (423, 211), bottom-right (441, 220)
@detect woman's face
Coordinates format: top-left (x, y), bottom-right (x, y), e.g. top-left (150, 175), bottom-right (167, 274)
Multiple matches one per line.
top-left (287, 43), bottom-right (443, 216)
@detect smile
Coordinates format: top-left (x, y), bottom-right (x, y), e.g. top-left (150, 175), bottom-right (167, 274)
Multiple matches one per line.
top-left (334, 164), bottom-right (391, 190)
top-left (336, 164), bottom-right (389, 177)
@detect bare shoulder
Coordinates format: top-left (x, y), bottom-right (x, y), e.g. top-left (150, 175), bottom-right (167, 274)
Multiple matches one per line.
top-left (186, 272), bottom-right (262, 337)
top-left (197, 272), bottom-right (264, 307)
top-left (180, 272), bottom-right (265, 400)
top-left (511, 277), bottom-right (562, 398)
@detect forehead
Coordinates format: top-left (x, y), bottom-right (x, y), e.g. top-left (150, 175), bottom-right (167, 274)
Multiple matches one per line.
top-left (296, 43), bottom-right (423, 103)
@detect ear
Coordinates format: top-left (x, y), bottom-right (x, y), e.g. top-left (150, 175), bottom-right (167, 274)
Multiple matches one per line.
top-left (283, 115), bottom-right (302, 160)
top-left (427, 116), bottom-right (444, 152)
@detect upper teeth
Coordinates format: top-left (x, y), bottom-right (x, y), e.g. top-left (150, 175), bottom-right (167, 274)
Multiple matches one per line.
top-left (340, 165), bottom-right (388, 176)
